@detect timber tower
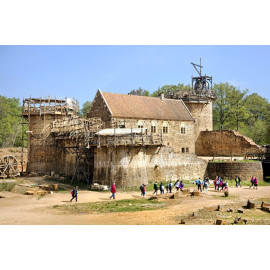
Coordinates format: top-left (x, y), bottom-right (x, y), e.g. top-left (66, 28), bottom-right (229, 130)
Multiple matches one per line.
top-left (162, 59), bottom-right (217, 142)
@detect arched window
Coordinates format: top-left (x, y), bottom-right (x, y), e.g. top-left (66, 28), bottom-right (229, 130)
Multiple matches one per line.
top-left (137, 120), bottom-right (144, 129)
top-left (162, 122), bottom-right (169, 134)
top-left (151, 121), bottom-right (156, 133)
top-left (180, 122), bottom-right (187, 134)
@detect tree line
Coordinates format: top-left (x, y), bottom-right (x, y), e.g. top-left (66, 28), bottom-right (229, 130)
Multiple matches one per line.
top-left (0, 82), bottom-right (269, 148)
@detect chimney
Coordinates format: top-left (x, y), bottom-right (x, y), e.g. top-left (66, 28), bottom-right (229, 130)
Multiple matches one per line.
top-left (160, 93), bottom-right (164, 101)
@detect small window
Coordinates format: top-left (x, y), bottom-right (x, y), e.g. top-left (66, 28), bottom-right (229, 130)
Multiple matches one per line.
top-left (186, 147), bottom-right (189, 153)
top-left (181, 122), bottom-right (187, 134)
top-left (182, 148), bottom-right (185, 153)
top-left (119, 120), bottom-right (125, 128)
top-left (151, 121), bottom-right (156, 133)
top-left (138, 120), bottom-right (144, 129)
top-left (162, 122), bottom-right (169, 134)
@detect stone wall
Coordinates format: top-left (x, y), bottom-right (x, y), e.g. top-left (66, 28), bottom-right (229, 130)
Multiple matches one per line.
top-left (87, 90), bottom-right (112, 126)
top-left (184, 101), bottom-right (213, 141)
top-left (93, 146), bottom-right (207, 187)
top-left (196, 130), bottom-right (262, 156)
top-left (27, 114), bottom-right (64, 174)
top-left (205, 161), bottom-right (263, 181)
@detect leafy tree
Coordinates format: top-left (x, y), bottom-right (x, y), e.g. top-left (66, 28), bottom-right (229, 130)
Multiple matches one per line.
top-left (0, 96), bottom-right (26, 147)
top-left (242, 94), bottom-right (270, 144)
top-left (128, 87), bottom-right (150, 96)
top-left (151, 83), bottom-right (191, 97)
top-left (81, 101), bottom-right (92, 118)
top-left (213, 83), bottom-right (236, 130)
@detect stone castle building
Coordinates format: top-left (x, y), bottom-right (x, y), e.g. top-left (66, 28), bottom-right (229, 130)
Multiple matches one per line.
top-left (22, 87), bottom-right (263, 186)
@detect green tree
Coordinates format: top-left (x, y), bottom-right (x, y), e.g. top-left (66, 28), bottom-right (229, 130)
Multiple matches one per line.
top-left (0, 96), bottom-right (25, 147)
top-left (81, 101), bottom-right (92, 118)
top-left (128, 87), bottom-right (150, 96)
top-left (242, 93), bottom-right (270, 144)
top-left (151, 83), bottom-right (191, 97)
top-left (213, 83), bottom-right (235, 130)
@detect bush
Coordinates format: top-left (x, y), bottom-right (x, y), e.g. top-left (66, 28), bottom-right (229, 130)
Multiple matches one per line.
top-left (224, 190), bottom-right (229, 197)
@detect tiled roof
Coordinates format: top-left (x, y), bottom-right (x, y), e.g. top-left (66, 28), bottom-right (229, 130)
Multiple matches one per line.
top-left (101, 91), bottom-right (194, 121)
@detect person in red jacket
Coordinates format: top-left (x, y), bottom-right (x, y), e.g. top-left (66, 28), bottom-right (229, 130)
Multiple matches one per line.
top-left (254, 178), bottom-right (258, 189)
top-left (110, 183), bottom-right (116, 199)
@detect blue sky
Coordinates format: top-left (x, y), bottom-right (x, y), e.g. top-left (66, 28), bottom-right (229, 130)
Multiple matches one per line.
top-left (0, 45), bottom-right (269, 108)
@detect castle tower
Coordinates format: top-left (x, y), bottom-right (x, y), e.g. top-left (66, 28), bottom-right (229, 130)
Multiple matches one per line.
top-left (22, 97), bottom-right (79, 174)
top-left (163, 59), bottom-right (216, 143)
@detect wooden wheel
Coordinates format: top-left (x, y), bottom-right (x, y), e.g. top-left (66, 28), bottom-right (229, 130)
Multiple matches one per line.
top-left (0, 155), bottom-right (19, 178)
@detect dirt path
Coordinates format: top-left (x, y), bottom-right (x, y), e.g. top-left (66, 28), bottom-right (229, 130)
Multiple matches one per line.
top-left (0, 183), bottom-right (269, 225)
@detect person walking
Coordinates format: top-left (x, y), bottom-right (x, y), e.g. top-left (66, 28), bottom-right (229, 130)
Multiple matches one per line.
top-left (224, 181), bottom-right (229, 191)
top-left (204, 181), bottom-right (209, 193)
top-left (214, 177), bottom-right (217, 190)
top-left (195, 178), bottom-right (202, 192)
top-left (179, 181), bottom-right (184, 190)
top-left (140, 183), bottom-right (144, 197)
top-left (202, 179), bottom-right (205, 191)
top-left (174, 180), bottom-right (180, 191)
top-left (166, 182), bottom-right (169, 193)
top-left (220, 180), bottom-right (225, 192)
top-left (70, 186), bottom-right (78, 202)
top-left (110, 183), bottom-right (116, 199)
top-left (169, 181), bottom-right (173, 193)
top-left (160, 182), bottom-right (165, 194)
top-left (216, 178), bottom-right (220, 191)
top-left (250, 176), bottom-right (254, 189)
top-left (141, 184), bottom-right (146, 197)
top-left (238, 176), bottom-right (242, 187)
top-left (254, 178), bottom-right (258, 189)
top-left (153, 182), bottom-right (158, 195)
top-left (219, 179), bottom-right (224, 192)
top-left (235, 176), bottom-right (239, 187)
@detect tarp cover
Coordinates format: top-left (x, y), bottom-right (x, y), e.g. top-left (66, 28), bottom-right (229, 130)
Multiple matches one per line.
top-left (95, 128), bottom-right (147, 136)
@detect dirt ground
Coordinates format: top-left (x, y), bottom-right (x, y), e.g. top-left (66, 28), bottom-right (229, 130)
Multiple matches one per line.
top-left (0, 177), bottom-right (270, 225)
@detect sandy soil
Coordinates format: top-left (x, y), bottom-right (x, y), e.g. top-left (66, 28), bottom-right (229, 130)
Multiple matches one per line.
top-left (0, 178), bottom-right (270, 225)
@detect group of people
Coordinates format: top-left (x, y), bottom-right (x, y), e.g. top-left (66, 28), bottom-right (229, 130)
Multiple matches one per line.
top-left (70, 175), bottom-right (260, 201)
top-left (213, 176), bottom-right (229, 192)
top-left (152, 180), bottom-right (184, 195)
top-left (195, 177), bottom-right (210, 193)
top-left (250, 176), bottom-right (258, 189)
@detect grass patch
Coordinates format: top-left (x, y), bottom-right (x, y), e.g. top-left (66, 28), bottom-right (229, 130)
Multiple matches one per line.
top-left (52, 198), bottom-right (166, 214)
top-left (0, 182), bottom-right (17, 192)
top-left (212, 194), bottom-right (238, 200)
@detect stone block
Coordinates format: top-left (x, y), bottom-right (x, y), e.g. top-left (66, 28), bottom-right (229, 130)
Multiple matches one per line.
top-left (247, 200), bottom-right (255, 209)
top-left (191, 191), bottom-right (200, 196)
top-left (216, 219), bottom-right (222, 225)
top-left (261, 201), bottom-right (270, 208)
top-left (237, 209), bottom-right (244, 213)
